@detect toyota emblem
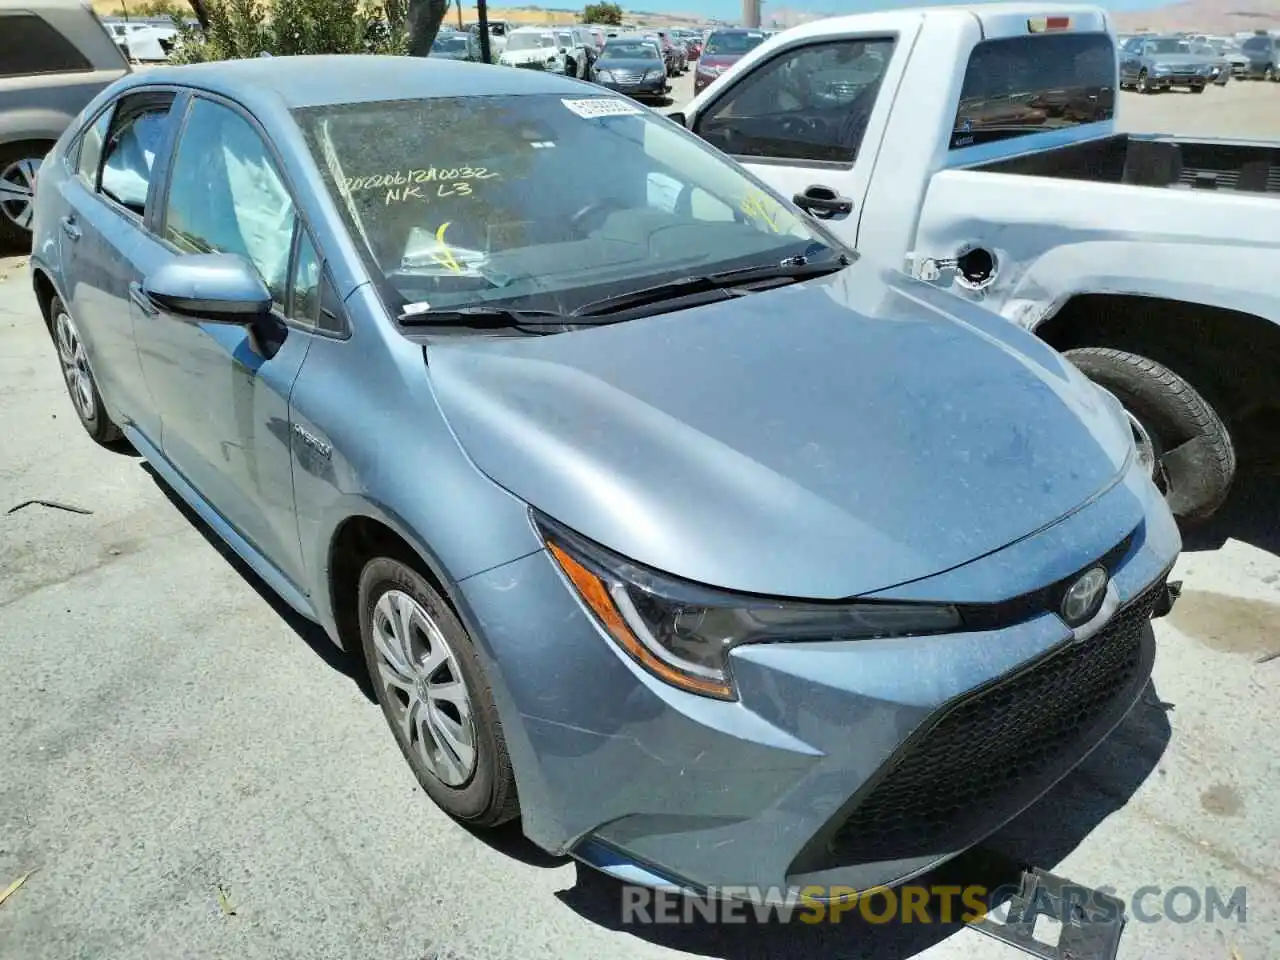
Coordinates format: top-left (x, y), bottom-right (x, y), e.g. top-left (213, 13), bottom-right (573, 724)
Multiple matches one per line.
top-left (1062, 566), bottom-right (1109, 627)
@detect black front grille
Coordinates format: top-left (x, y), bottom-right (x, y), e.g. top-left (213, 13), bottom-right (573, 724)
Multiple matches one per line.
top-left (824, 577), bottom-right (1164, 866)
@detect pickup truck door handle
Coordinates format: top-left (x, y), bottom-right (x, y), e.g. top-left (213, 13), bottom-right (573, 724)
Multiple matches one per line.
top-left (793, 184), bottom-right (854, 219)
top-left (128, 281), bottom-right (158, 316)
top-left (59, 215), bottom-right (81, 241)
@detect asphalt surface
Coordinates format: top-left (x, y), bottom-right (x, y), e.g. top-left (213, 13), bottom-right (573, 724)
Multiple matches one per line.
top-left (2, 80), bottom-right (1279, 960)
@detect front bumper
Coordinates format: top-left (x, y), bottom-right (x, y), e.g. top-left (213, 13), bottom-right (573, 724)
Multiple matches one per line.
top-left (596, 78), bottom-right (668, 99)
top-left (456, 462), bottom-right (1180, 896)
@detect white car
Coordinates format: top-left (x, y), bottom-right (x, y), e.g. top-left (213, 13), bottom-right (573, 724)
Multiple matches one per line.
top-left (499, 28), bottom-right (570, 73)
top-left (101, 19), bottom-right (174, 61)
top-left (552, 26), bottom-right (596, 78)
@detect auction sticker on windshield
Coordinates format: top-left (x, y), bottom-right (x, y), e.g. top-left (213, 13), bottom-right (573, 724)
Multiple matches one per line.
top-left (562, 97), bottom-right (645, 119)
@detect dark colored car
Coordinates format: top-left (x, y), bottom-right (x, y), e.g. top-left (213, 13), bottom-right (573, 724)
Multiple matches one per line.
top-left (1240, 33), bottom-right (1279, 81)
top-left (592, 37), bottom-right (668, 101)
top-left (694, 27), bottom-right (768, 94)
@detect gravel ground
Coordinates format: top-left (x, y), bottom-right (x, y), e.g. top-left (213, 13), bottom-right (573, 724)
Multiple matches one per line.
top-left (1, 78), bottom-right (1278, 960)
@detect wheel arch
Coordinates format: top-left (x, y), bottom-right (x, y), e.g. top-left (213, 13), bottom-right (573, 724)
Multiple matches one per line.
top-left (1032, 293), bottom-right (1280, 427)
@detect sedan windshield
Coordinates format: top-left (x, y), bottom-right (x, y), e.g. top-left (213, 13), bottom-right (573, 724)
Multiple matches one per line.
top-left (1242, 36), bottom-right (1271, 53)
top-left (506, 33), bottom-right (553, 51)
top-left (704, 31), bottom-right (765, 56)
top-left (601, 42), bottom-right (659, 60)
top-left (1146, 39), bottom-right (1189, 54)
top-left (293, 94), bottom-right (831, 317)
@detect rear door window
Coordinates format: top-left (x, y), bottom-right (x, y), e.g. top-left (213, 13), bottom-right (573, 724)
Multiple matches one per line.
top-left (952, 33), bottom-right (1116, 150)
top-left (0, 13), bottom-right (92, 77)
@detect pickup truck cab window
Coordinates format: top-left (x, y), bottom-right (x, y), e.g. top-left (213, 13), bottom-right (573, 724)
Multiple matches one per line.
top-left (695, 38), bottom-right (895, 164)
top-left (953, 33), bottom-right (1115, 150)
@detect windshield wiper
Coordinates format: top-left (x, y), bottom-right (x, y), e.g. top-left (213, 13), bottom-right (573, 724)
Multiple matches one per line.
top-left (397, 304), bottom-right (579, 334)
top-left (570, 250), bottom-right (852, 318)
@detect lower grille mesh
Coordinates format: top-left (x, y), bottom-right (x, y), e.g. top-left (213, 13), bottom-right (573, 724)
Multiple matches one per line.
top-left (826, 577), bottom-right (1164, 865)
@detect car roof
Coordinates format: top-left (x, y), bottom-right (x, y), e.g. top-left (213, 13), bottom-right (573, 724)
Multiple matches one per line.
top-left (123, 54), bottom-right (591, 110)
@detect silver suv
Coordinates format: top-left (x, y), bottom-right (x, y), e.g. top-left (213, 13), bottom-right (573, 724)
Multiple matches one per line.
top-left (1, 0), bottom-right (129, 245)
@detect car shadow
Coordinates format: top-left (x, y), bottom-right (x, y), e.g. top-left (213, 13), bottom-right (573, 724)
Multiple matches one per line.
top-left (137, 460), bottom-right (376, 704)
top-left (1182, 412), bottom-right (1280, 558)
top-left (548, 682), bottom-right (1172, 958)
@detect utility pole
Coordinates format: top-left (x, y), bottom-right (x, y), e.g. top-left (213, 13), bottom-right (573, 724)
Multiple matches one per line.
top-left (741, 0), bottom-right (760, 29)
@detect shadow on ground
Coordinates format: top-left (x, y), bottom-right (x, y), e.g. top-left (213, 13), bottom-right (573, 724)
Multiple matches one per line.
top-left (1183, 413), bottom-right (1280, 558)
top-left (138, 460), bottom-right (376, 704)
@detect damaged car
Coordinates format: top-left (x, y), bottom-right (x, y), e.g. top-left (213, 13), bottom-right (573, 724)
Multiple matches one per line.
top-left (28, 56), bottom-right (1181, 898)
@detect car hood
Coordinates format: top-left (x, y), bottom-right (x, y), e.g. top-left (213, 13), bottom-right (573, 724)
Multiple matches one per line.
top-left (501, 47), bottom-right (558, 63)
top-left (700, 55), bottom-right (742, 68)
top-left (425, 267), bottom-right (1133, 599)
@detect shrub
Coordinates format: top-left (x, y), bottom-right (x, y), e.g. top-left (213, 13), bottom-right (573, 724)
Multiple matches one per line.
top-left (170, 0), bottom-right (409, 62)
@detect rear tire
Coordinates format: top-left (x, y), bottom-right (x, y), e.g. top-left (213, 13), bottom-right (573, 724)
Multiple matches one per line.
top-left (357, 556), bottom-right (519, 827)
top-left (0, 142), bottom-right (50, 248)
top-left (1064, 347), bottom-right (1236, 522)
top-left (48, 295), bottom-right (124, 446)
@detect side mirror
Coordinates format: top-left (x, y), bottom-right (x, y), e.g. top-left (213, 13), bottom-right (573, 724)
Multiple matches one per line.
top-left (667, 111), bottom-right (688, 128)
top-left (143, 254), bottom-right (272, 324)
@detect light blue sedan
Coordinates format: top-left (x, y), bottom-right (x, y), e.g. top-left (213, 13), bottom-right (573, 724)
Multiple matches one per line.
top-left (28, 55), bottom-right (1180, 898)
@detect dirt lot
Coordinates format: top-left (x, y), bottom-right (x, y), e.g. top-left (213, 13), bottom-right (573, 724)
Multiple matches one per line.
top-left (1, 82), bottom-right (1278, 960)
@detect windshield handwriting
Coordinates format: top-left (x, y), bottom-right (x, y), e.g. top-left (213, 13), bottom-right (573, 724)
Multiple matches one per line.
top-left (384, 181), bottom-right (477, 206)
top-left (345, 166), bottom-right (500, 193)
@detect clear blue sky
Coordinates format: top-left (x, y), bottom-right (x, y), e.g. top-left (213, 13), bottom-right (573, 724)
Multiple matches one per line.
top-left (674, 0), bottom-right (1172, 26)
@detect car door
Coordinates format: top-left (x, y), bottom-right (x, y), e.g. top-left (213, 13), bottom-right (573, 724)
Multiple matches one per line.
top-left (686, 29), bottom-right (909, 251)
top-left (57, 90), bottom-right (179, 444)
top-left (133, 94), bottom-right (321, 587)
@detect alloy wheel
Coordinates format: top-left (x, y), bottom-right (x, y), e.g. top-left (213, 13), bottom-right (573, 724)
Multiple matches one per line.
top-left (371, 589), bottom-right (478, 787)
top-left (54, 309), bottom-right (96, 423)
top-left (0, 155), bottom-right (40, 234)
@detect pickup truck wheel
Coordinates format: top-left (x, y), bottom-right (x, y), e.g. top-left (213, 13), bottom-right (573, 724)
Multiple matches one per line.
top-left (1064, 348), bottom-right (1236, 522)
top-left (357, 556), bottom-right (519, 827)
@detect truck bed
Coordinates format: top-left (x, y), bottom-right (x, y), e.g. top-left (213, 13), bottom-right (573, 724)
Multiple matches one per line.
top-left (970, 134), bottom-right (1280, 196)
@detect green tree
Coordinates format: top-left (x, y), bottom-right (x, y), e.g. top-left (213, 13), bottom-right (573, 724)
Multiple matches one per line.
top-left (581, 1), bottom-right (622, 25)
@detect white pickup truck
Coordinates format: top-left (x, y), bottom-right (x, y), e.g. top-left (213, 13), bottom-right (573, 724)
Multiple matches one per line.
top-left (674, 3), bottom-right (1279, 522)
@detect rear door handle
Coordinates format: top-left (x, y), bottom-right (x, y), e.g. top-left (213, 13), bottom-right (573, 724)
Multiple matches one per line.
top-left (59, 215), bottom-right (81, 241)
top-left (128, 281), bottom-right (158, 316)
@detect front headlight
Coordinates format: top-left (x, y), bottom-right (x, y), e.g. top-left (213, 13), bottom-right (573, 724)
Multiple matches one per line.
top-left (537, 513), bottom-right (961, 700)
top-left (595, 68), bottom-right (613, 81)
top-left (644, 68), bottom-right (663, 80)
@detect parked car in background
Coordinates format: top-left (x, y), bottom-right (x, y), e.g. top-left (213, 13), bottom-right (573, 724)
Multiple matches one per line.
top-left (1189, 41), bottom-right (1230, 84)
top-left (644, 31), bottom-right (683, 76)
top-left (676, 4), bottom-right (1280, 522)
top-left (0, 0), bottom-right (130, 246)
top-left (694, 27), bottom-right (768, 93)
top-left (100, 18), bottom-right (176, 61)
top-left (499, 28), bottom-right (571, 74)
top-left (430, 29), bottom-right (481, 61)
top-left (553, 27), bottom-right (596, 77)
top-left (1119, 35), bottom-right (1217, 92)
top-left (28, 54), bottom-right (1181, 899)
top-left (1239, 32), bottom-right (1279, 81)
top-left (591, 35), bottom-right (668, 101)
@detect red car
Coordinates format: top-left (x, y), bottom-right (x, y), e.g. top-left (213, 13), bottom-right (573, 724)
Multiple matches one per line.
top-left (693, 27), bottom-right (768, 93)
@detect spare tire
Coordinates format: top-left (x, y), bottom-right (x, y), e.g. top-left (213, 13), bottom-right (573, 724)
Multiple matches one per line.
top-left (1064, 347), bottom-right (1236, 522)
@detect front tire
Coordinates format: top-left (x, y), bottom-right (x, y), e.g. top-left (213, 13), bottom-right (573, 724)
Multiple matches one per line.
top-left (49, 296), bottom-right (123, 446)
top-left (357, 556), bottom-right (519, 827)
top-left (1136, 70), bottom-right (1151, 94)
top-left (1064, 347), bottom-right (1236, 522)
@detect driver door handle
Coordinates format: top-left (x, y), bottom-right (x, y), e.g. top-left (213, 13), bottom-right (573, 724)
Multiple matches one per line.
top-left (59, 215), bottom-right (81, 241)
top-left (793, 184), bottom-right (853, 219)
